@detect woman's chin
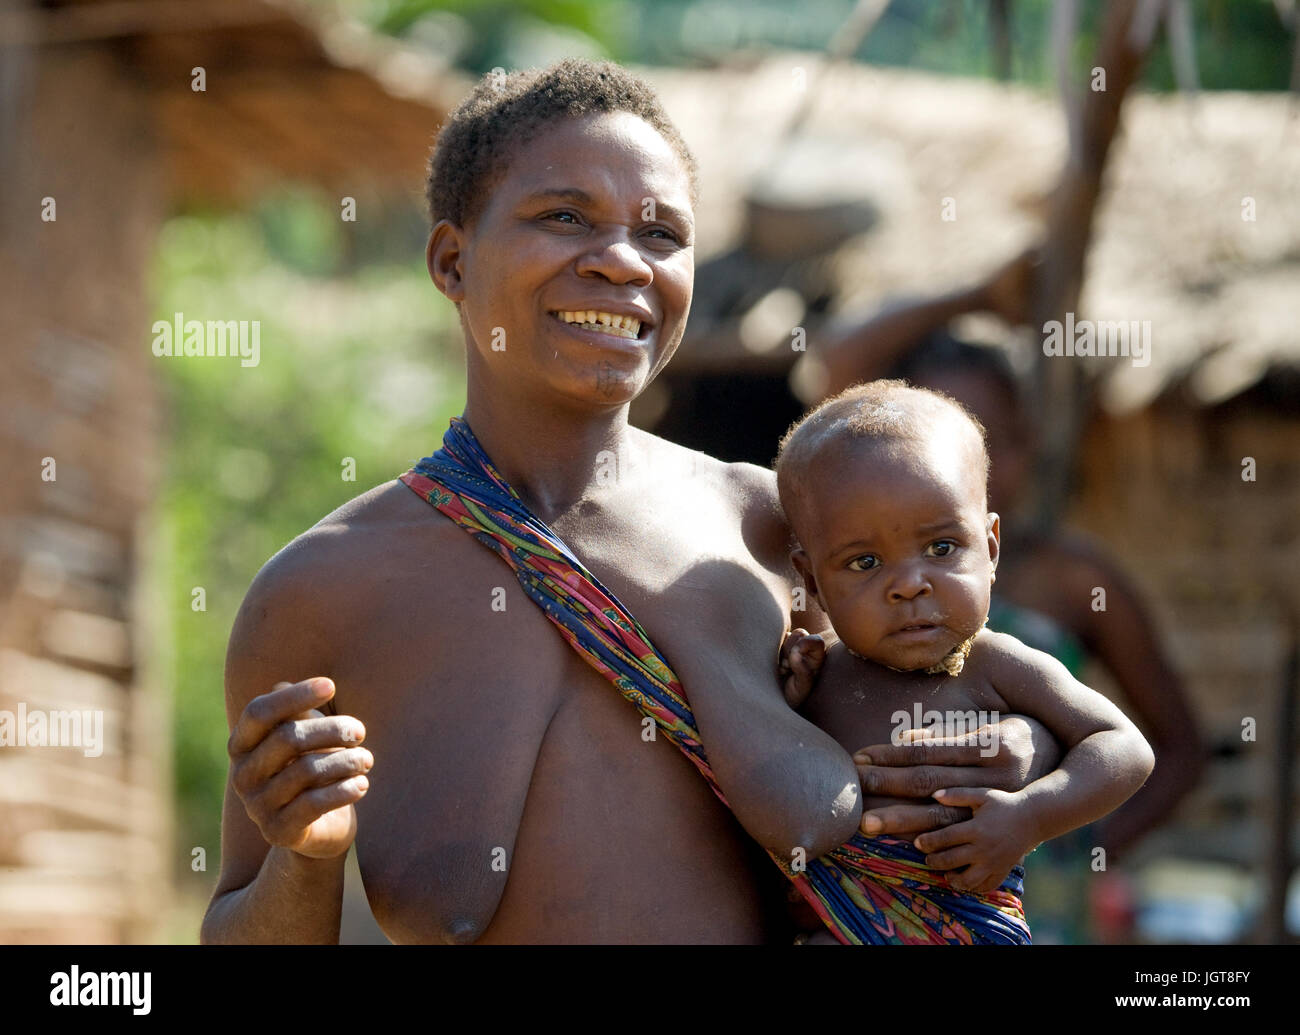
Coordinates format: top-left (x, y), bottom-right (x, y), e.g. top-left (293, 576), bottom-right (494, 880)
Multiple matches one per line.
top-left (550, 362), bottom-right (652, 409)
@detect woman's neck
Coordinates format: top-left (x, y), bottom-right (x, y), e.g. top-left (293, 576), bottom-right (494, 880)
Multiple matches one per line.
top-left (461, 377), bottom-right (634, 523)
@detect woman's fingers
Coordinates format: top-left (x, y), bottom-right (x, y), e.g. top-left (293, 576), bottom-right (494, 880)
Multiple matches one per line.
top-left (853, 733), bottom-right (995, 769)
top-left (228, 678), bottom-right (336, 757)
top-left (856, 761), bottom-right (991, 798)
top-left (233, 715), bottom-right (367, 795)
top-left (227, 678), bottom-right (373, 858)
top-left (859, 802), bottom-right (973, 836)
top-left (271, 778), bottom-right (369, 852)
top-left (947, 864), bottom-right (1002, 893)
top-left (254, 747), bottom-right (375, 813)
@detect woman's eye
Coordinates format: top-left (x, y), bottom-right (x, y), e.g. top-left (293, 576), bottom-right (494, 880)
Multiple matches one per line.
top-left (847, 555), bottom-right (879, 572)
top-left (645, 226), bottom-right (680, 242)
top-left (926, 540), bottom-right (957, 558)
top-left (545, 211), bottom-right (580, 224)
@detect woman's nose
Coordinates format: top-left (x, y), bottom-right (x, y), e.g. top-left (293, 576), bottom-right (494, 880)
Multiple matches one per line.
top-left (576, 231), bottom-right (652, 285)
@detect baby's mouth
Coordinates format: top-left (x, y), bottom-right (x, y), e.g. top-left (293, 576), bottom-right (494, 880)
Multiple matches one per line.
top-left (889, 621), bottom-right (947, 643)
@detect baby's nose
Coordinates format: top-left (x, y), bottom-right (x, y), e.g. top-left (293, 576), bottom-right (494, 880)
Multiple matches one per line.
top-left (889, 570), bottom-right (932, 600)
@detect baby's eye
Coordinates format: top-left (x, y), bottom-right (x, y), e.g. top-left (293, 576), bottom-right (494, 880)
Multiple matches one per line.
top-left (847, 555), bottom-right (879, 572)
top-left (926, 540), bottom-right (958, 558)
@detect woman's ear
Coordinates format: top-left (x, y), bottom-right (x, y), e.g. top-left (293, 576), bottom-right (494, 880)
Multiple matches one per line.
top-left (986, 512), bottom-right (1001, 581)
top-left (791, 548), bottom-right (822, 610)
top-left (427, 220), bottom-right (466, 303)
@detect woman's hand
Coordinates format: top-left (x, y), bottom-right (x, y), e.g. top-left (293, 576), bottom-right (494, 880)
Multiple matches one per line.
top-left (775, 634), bottom-right (1064, 842)
top-left (853, 716), bottom-right (1062, 836)
top-left (227, 677), bottom-right (373, 860)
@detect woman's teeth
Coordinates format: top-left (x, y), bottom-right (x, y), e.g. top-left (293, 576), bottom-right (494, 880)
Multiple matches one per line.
top-left (555, 310), bottom-right (641, 339)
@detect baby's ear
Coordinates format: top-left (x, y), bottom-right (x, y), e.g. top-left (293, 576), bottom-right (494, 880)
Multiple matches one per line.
top-left (986, 512), bottom-right (1001, 573)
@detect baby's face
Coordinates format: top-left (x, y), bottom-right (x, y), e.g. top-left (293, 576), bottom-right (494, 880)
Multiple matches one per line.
top-left (791, 435), bottom-right (998, 672)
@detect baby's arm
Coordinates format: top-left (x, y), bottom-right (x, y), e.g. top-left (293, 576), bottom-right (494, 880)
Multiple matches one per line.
top-left (914, 630), bottom-right (1154, 893)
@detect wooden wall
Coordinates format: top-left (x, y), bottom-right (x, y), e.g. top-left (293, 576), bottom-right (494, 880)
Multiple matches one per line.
top-left (0, 41), bottom-right (170, 942)
top-left (1068, 393), bottom-right (1300, 873)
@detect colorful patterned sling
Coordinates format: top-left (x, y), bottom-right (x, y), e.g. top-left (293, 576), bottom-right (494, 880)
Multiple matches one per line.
top-left (400, 415), bottom-right (1031, 945)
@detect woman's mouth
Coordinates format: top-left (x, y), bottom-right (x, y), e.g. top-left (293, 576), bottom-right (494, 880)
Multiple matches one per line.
top-left (550, 309), bottom-right (646, 341)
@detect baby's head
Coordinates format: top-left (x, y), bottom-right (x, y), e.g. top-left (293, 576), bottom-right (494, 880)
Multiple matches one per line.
top-left (775, 380), bottom-right (999, 674)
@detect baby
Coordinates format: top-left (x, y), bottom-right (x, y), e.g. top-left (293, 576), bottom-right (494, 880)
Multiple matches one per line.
top-left (774, 379), bottom-right (1155, 937)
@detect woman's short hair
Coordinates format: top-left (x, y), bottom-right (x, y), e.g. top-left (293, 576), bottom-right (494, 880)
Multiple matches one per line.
top-left (426, 58), bottom-right (700, 230)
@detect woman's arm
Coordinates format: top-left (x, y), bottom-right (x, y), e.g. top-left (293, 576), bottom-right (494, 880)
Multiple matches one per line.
top-left (669, 465), bottom-right (864, 862)
top-left (669, 571), bottom-right (865, 863)
top-left (201, 551), bottom-right (368, 944)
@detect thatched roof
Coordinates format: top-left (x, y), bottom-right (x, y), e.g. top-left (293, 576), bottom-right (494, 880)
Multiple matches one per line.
top-left (638, 54), bottom-right (1300, 413)
top-left (10, 10), bottom-right (1293, 409)
top-left (7, 0), bottom-right (472, 207)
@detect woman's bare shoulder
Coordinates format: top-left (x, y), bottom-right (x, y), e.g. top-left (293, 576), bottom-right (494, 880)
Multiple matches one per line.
top-left (236, 480), bottom-right (468, 641)
top-left (631, 428), bottom-right (792, 568)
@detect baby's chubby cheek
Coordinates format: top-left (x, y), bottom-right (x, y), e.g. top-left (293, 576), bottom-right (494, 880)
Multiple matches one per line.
top-left (947, 581), bottom-right (993, 638)
top-left (820, 603), bottom-right (880, 659)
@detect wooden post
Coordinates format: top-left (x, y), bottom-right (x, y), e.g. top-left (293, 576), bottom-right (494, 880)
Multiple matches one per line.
top-left (1259, 589), bottom-right (1298, 943)
top-left (1029, 0), bottom-right (1168, 533)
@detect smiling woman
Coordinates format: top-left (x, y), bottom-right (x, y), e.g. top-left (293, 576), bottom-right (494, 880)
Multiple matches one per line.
top-left (427, 98), bottom-right (696, 413)
top-left (204, 58), bottom-right (1057, 946)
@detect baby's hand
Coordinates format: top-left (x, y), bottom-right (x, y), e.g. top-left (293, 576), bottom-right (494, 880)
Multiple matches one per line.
top-left (911, 787), bottom-right (1040, 894)
top-left (777, 628), bottom-right (827, 709)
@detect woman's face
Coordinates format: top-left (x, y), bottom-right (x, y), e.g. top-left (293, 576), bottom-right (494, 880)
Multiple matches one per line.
top-left (431, 110), bottom-right (695, 411)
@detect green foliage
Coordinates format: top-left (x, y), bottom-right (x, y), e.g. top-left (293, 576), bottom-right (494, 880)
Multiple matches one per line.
top-left (150, 195), bottom-right (464, 882)
top-left (1142, 0), bottom-right (1295, 91)
top-left (374, 0), bottom-right (617, 40)
top-left (321, 0), bottom-right (1294, 90)
top-left (338, 0), bottom-right (629, 70)
top-left (255, 188), bottom-right (346, 276)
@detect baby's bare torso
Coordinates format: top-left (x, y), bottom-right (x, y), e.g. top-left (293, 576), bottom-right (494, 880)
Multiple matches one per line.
top-left (800, 636), bottom-right (1011, 758)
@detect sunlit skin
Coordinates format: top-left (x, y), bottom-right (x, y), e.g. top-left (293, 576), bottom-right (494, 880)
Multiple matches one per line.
top-left (906, 367), bottom-right (1030, 519)
top-left (911, 366), bottom-right (1206, 859)
top-left (203, 111), bottom-right (1066, 946)
top-left (438, 110), bottom-right (696, 430)
top-left (789, 404), bottom-right (1155, 898)
top-left (791, 426), bottom-right (999, 673)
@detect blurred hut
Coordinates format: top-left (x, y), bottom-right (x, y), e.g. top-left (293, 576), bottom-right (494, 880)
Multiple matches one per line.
top-left (1070, 95), bottom-right (1299, 934)
top-left (0, 0), bottom-right (464, 942)
top-left (639, 54), bottom-right (1300, 939)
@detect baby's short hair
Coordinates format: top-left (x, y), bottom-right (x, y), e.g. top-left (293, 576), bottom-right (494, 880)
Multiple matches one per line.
top-left (774, 379), bottom-right (990, 533)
